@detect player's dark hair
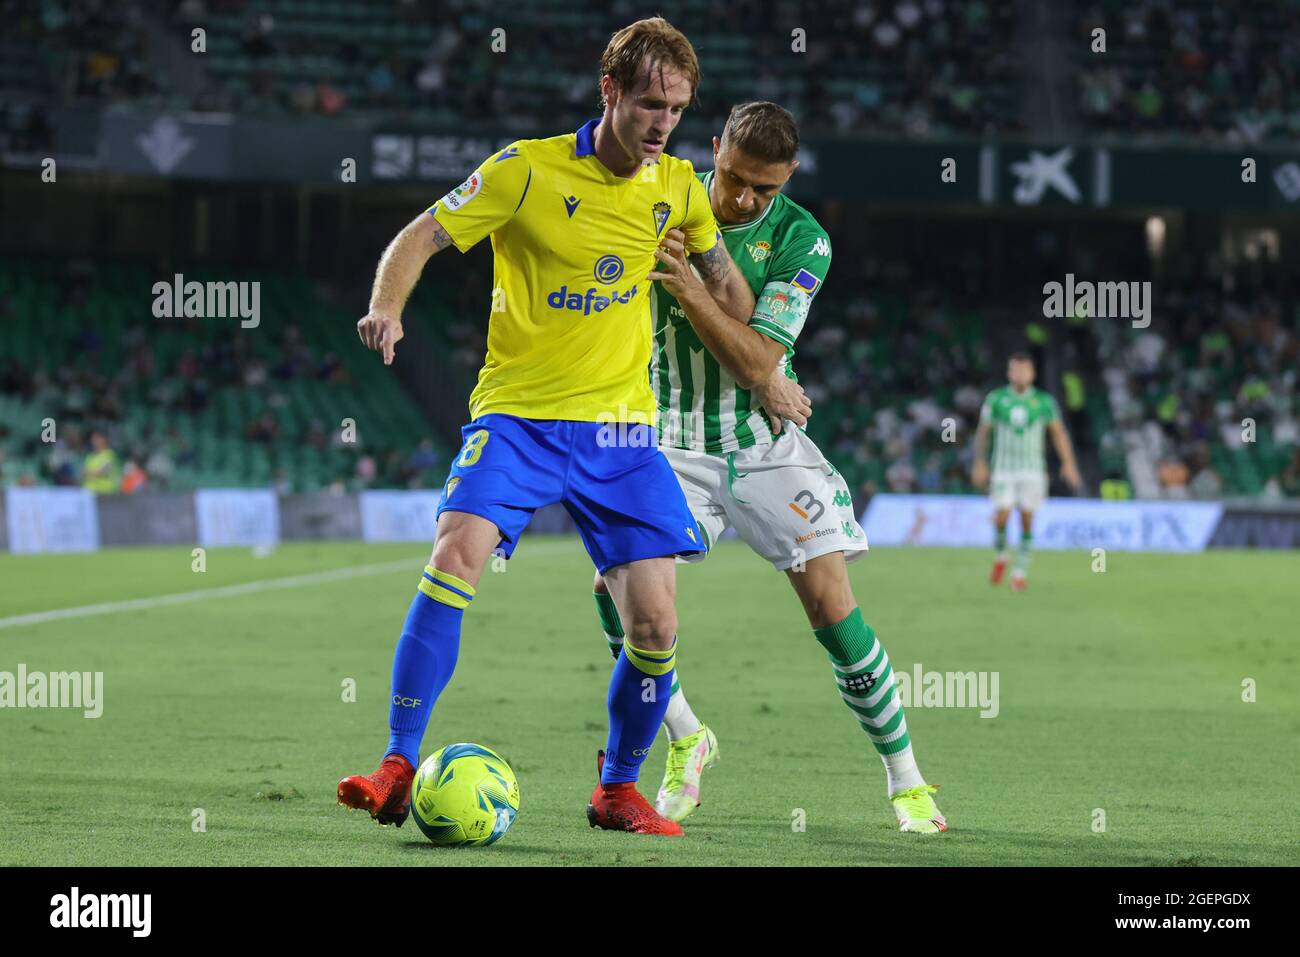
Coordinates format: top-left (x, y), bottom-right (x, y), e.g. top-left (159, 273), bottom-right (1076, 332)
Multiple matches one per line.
top-left (599, 17), bottom-right (701, 111)
top-left (1009, 351), bottom-right (1034, 364)
top-left (719, 101), bottom-right (800, 165)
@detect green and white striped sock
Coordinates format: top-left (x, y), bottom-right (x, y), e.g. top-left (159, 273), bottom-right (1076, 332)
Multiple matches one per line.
top-left (593, 591), bottom-right (624, 659)
top-left (815, 608), bottom-right (925, 795)
top-left (1014, 532), bottom-right (1033, 574)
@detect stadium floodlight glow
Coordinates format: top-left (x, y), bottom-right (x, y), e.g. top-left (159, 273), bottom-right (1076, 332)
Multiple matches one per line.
top-left (1145, 216), bottom-right (1166, 259)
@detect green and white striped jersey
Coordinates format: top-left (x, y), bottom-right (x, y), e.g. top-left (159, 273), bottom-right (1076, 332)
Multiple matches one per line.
top-left (651, 170), bottom-right (832, 454)
top-left (980, 385), bottom-right (1061, 473)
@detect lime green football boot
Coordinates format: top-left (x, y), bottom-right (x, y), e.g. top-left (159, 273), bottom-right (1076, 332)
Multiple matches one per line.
top-left (891, 783), bottom-right (948, 834)
top-left (654, 726), bottom-right (719, 823)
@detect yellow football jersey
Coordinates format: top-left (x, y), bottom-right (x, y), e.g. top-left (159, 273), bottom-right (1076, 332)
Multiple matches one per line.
top-left (428, 118), bottom-right (720, 423)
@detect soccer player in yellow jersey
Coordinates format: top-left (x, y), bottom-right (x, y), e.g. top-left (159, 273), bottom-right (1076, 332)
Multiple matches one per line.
top-left (338, 18), bottom-right (755, 837)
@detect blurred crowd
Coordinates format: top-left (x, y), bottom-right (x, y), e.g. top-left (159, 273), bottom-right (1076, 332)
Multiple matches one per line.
top-left (2, 239), bottom-right (1297, 501)
top-left (1102, 267), bottom-right (1300, 499)
top-left (7, 0), bottom-right (1299, 144)
top-left (0, 304), bottom-right (444, 495)
top-left (1075, 0), bottom-right (1300, 142)
top-left (7, 0), bottom-right (1011, 138)
top-left (9, 0), bottom-right (1299, 144)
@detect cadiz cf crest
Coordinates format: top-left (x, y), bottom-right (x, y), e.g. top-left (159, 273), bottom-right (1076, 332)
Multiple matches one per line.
top-left (652, 201), bottom-right (672, 236)
top-left (747, 240), bottom-right (771, 263)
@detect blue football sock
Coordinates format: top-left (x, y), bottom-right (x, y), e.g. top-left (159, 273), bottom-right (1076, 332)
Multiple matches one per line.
top-left (601, 638), bottom-right (676, 784)
top-left (385, 566), bottom-right (475, 767)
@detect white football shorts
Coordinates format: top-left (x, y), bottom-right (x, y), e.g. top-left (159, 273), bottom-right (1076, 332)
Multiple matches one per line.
top-left (662, 429), bottom-right (869, 571)
top-left (989, 470), bottom-right (1048, 512)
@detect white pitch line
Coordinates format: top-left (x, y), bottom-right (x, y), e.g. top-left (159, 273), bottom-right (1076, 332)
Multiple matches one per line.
top-left (0, 556), bottom-right (425, 631)
top-left (0, 537), bottom-right (589, 631)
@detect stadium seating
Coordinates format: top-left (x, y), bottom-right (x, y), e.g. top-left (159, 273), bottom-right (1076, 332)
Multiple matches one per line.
top-left (1089, 273), bottom-right (1298, 498)
top-left (6, 0), bottom-right (1025, 137)
top-left (0, 258), bottom-right (445, 493)
top-left (11, 0), bottom-right (1300, 143)
top-left (1071, 0), bottom-right (1300, 142)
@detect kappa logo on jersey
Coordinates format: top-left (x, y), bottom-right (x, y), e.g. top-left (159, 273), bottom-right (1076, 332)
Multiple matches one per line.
top-left (747, 240), bottom-right (771, 263)
top-left (832, 490), bottom-right (852, 508)
top-left (563, 194), bottom-right (581, 218)
top-left (791, 268), bottom-right (821, 294)
top-left (652, 201), bottom-right (672, 236)
top-left (808, 236), bottom-right (831, 256)
top-left (440, 171), bottom-right (482, 211)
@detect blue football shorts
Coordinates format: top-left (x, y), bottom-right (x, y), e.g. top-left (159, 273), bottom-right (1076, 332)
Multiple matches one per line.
top-left (435, 413), bottom-right (703, 574)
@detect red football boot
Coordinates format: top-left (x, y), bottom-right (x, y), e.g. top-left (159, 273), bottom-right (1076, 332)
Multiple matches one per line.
top-left (586, 751), bottom-right (684, 836)
top-left (337, 754), bottom-right (415, 827)
top-left (990, 556), bottom-right (1008, 585)
top-left (1010, 571), bottom-right (1027, 592)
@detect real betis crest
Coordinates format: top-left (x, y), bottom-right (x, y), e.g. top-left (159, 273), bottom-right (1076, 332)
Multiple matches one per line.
top-left (747, 240), bottom-right (771, 263)
top-left (652, 201), bottom-right (671, 236)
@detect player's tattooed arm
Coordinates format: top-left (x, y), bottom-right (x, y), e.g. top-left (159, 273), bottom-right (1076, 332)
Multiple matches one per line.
top-left (651, 231), bottom-right (782, 389)
top-left (358, 212), bottom-right (453, 365)
top-left (688, 240), bottom-right (756, 324)
top-left (428, 217), bottom-right (454, 252)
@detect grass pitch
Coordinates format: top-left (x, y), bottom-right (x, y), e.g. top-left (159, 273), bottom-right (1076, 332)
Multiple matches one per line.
top-left (1, 539), bottom-right (1296, 867)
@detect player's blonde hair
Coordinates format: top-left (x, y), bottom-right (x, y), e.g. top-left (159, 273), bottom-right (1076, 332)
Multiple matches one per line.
top-left (599, 17), bottom-right (701, 110)
top-left (719, 101), bottom-right (800, 165)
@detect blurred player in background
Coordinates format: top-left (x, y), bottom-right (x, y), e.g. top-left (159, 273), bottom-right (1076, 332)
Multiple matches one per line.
top-left (340, 17), bottom-right (755, 837)
top-left (591, 102), bottom-right (946, 835)
top-left (972, 352), bottom-right (1082, 590)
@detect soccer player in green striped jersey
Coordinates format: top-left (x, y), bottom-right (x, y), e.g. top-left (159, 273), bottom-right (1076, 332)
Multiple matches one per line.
top-left (972, 352), bottom-right (1082, 590)
top-left (591, 102), bottom-right (946, 835)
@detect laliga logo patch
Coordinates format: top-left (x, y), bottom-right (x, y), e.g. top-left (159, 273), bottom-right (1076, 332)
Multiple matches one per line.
top-left (441, 171), bottom-right (482, 211)
top-left (594, 254), bottom-right (624, 285)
